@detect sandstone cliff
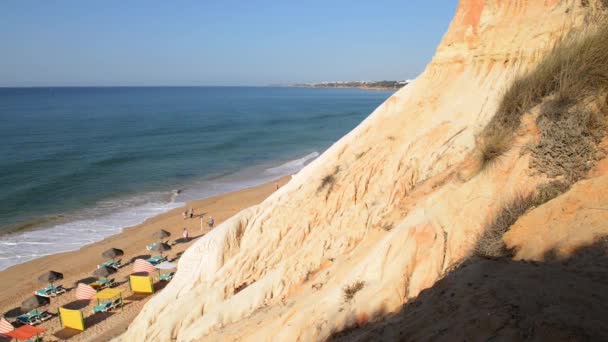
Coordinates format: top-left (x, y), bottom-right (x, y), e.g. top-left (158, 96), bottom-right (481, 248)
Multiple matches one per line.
top-left (119, 1), bottom-right (608, 340)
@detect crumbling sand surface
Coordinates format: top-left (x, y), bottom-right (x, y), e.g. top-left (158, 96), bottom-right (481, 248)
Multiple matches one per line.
top-left (120, 1), bottom-right (608, 341)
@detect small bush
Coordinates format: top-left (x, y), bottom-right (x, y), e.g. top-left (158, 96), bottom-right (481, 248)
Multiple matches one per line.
top-left (476, 180), bottom-right (574, 259)
top-left (480, 21), bottom-right (608, 178)
top-left (343, 281), bottom-right (365, 302)
top-left (529, 106), bottom-right (606, 181)
top-left (478, 130), bottom-right (512, 168)
top-left (320, 174), bottom-right (335, 189)
top-left (318, 166), bottom-right (340, 193)
top-left (476, 194), bottom-right (535, 258)
top-left (381, 222), bottom-right (395, 231)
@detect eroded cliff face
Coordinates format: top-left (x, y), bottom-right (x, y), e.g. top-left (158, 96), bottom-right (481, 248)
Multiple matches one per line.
top-left (119, 1), bottom-right (604, 341)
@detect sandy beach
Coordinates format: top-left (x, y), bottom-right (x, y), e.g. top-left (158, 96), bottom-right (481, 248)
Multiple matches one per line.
top-left (0, 176), bottom-right (288, 341)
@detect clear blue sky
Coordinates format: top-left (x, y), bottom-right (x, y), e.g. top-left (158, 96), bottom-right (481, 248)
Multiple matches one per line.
top-left (0, 1), bottom-right (457, 87)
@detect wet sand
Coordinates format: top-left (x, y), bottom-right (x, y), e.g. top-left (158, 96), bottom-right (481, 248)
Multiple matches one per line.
top-left (0, 176), bottom-right (288, 341)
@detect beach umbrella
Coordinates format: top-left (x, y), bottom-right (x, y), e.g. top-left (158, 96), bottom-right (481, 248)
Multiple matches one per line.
top-left (155, 261), bottom-right (177, 277)
top-left (75, 283), bottom-right (97, 300)
top-left (0, 316), bottom-right (14, 334)
top-left (38, 271), bottom-right (63, 285)
top-left (101, 248), bottom-right (124, 260)
top-left (150, 242), bottom-right (171, 256)
top-left (152, 229), bottom-right (171, 242)
top-left (154, 261), bottom-right (176, 270)
top-left (21, 296), bottom-right (50, 314)
top-left (93, 266), bottom-right (116, 280)
top-left (133, 259), bottom-right (156, 274)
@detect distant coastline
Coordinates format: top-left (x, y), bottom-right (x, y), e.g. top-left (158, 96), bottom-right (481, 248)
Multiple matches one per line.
top-left (278, 80), bottom-right (412, 91)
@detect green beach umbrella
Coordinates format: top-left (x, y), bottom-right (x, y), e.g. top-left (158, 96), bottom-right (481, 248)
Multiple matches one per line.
top-left (152, 229), bottom-right (171, 242)
top-left (150, 242), bottom-right (171, 256)
top-left (38, 271), bottom-right (63, 286)
top-left (93, 266), bottom-right (116, 281)
top-left (21, 295), bottom-right (50, 315)
top-left (101, 248), bottom-right (124, 260)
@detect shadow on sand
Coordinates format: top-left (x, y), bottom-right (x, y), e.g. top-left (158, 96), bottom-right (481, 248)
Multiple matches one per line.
top-left (330, 239), bottom-right (608, 341)
top-left (73, 277), bottom-right (98, 287)
top-left (130, 254), bottom-right (151, 264)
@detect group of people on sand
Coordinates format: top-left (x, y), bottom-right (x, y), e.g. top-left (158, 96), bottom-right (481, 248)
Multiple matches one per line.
top-left (180, 207), bottom-right (215, 241)
top-left (182, 207), bottom-right (195, 219)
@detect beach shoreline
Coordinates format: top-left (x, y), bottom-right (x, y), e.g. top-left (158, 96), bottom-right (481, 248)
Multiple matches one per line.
top-left (0, 175), bottom-right (288, 341)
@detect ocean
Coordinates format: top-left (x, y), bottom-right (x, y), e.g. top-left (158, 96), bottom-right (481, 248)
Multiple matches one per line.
top-left (0, 86), bottom-right (392, 270)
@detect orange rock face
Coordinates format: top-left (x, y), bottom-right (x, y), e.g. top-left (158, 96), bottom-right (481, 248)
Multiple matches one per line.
top-left (118, 1), bottom-right (606, 341)
top-left (505, 175), bottom-right (608, 260)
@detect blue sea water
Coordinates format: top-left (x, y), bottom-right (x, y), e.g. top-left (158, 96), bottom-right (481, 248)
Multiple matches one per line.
top-left (0, 86), bottom-right (392, 270)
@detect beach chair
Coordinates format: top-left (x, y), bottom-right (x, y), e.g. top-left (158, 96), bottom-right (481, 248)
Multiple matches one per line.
top-left (146, 255), bottom-right (167, 265)
top-left (92, 300), bottom-right (112, 313)
top-left (16, 311), bottom-right (52, 326)
top-left (158, 272), bottom-right (175, 282)
top-left (34, 284), bottom-right (66, 298)
top-left (89, 278), bottom-right (116, 290)
top-left (92, 290), bottom-right (123, 313)
top-left (97, 259), bottom-right (122, 270)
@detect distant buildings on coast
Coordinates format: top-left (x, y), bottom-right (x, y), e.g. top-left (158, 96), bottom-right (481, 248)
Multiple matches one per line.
top-left (284, 79), bottom-right (412, 90)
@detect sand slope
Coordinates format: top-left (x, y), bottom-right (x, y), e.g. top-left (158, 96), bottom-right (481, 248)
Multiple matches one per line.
top-left (120, 1), bottom-right (607, 341)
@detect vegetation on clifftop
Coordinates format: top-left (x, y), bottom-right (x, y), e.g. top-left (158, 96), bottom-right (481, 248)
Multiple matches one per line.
top-left (479, 20), bottom-right (608, 182)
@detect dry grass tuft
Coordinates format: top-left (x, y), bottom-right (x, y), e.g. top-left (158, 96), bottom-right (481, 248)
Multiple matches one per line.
top-left (478, 130), bottom-right (512, 169)
top-left (381, 222), bottom-right (395, 231)
top-left (529, 105), bottom-right (606, 181)
top-left (476, 180), bottom-right (573, 259)
top-left (343, 281), bottom-right (365, 302)
top-left (476, 194), bottom-right (535, 258)
top-left (318, 166), bottom-right (340, 193)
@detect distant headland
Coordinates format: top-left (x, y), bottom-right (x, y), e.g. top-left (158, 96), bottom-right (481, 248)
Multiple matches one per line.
top-left (279, 80), bottom-right (412, 91)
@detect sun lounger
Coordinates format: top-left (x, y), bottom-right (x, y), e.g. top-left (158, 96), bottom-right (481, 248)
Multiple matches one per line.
top-left (146, 255), bottom-right (167, 265)
top-left (97, 259), bottom-right (122, 269)
top-left (158, 272), bottom-right (175, 282)
top-left (16, 310), bottom-right (52, 326)
top-left (89, 278), bottom-right (116, 290)
top-left (34, 284), bottom-right (66, 298)
top-left (92, 298), bottom-right (122, 313)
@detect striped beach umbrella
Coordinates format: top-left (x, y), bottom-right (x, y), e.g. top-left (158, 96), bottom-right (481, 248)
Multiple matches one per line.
top-left (75, 283), bottom-right (97, 300)
top-left (0, 316), bottom-right (14, 334)
top-left (133, 259), bottom-right (156, 274)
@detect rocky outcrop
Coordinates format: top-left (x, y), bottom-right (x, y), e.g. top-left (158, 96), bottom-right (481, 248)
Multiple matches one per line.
top-left (118, 1), bottom-right (605, 341)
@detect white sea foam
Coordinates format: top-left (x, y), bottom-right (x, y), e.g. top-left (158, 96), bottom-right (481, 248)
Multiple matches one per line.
top-left (265, 151), bottom-right (319, 175)
top-left (0, 151), bottom-right (320, 271)
top-left (0, 195), bottom-right (182, 271)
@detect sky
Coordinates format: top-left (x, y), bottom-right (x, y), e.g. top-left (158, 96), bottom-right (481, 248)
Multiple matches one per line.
top-left (0, 1), bottom-right (458, 87)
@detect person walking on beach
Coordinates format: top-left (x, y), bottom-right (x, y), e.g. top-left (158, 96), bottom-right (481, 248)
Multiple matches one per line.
top-left (275, 181), bottom-right (279, 190)
top-left (182, 228), bottom-right (189, 242)
top-left (188, 208), bottom-right (194, 219)
top-left (208, 216), bottom-right (214, 228)
top-left (183, 210), bottom-right (188, 219)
